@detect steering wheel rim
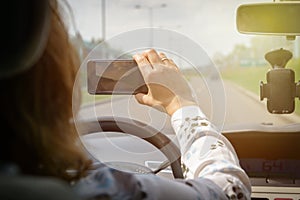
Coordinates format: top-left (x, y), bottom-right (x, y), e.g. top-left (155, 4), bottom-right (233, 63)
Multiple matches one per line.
top-left (77, 116), bottom-right (184, 179)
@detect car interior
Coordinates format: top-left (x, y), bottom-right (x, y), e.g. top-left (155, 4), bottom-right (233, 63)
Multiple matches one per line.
top-left (1, 0), bottom-right (300, 200)
top-left (77, 1), bottom-right (300, 199)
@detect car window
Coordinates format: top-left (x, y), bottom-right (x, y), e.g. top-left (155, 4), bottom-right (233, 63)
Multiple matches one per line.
top-left (68, 0), bottom-right (300, 128)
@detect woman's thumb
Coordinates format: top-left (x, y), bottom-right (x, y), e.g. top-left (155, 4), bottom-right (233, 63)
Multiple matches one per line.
top-left (135, 93), bottom-right (153, 106)
top-left (135, 93), bottom-right (149, 106)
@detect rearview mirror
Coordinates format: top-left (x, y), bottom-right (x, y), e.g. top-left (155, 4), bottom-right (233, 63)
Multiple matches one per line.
top-left (236, 3), bottom-right (300, 37)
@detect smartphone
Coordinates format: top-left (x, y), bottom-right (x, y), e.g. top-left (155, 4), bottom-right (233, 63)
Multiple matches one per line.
top-left (87, 59), bottom-right (148, 95)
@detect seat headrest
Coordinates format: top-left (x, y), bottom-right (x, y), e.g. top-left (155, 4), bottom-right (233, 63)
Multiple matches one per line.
top-left (0, 0), bottom-right (50, 79)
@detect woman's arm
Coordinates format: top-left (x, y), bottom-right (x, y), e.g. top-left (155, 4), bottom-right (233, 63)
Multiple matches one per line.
top-left (171, 105), bottom-right (251, 199)
top-left (73, 49), bottom-right (251, 200)
top-left (133, 49), bottom-right (251, 199)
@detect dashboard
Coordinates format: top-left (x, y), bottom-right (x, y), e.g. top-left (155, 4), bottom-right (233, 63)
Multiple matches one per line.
top-left (81, 125), bottom-right (300, 199)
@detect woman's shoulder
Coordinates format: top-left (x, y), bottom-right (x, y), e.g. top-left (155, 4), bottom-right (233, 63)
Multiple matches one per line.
top-left (73, 164), bottom-right (143, 199)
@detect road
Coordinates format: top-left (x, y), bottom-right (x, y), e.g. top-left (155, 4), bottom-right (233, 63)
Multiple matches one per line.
top-left (78, 79), bottom-right (299, 133)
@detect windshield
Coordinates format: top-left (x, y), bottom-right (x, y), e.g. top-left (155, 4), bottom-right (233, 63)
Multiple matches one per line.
top-left (68, 0), bottom-right (300, 129)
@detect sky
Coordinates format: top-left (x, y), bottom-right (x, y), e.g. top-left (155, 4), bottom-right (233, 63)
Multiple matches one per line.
top-left (67, 0), bottom-right (263, 57)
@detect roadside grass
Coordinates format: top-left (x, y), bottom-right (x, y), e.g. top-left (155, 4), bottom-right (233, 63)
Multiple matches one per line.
top-left (287, 59), bottom-right (300, 80)
top-left (221, 66), bottom-right (267, 95)
top-left (81, 89), bottom-right (111, 105)
top-left (221, 63), bottom-right (300, 115)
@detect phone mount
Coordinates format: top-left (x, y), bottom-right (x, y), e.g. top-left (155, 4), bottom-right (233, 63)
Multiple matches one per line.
top-left (260, 48), bottom-right (300, 114)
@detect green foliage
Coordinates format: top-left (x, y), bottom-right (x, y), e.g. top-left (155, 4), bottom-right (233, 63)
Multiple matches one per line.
top-left (221, 66), bottom-right (268, 94)
top-left (81, 89), bottom-right (111, 105)
top-left (287, 58), bottom-right (300, 80)
top-left (221, 63), bottom-right (300, 115)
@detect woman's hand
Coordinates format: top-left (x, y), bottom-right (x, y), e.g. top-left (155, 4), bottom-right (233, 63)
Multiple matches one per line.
top-left (133, 49), bottom-right (196, 116)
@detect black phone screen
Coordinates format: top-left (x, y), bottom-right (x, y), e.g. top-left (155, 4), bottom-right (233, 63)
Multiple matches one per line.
top-left (87, 59), bottom-right (148, 94)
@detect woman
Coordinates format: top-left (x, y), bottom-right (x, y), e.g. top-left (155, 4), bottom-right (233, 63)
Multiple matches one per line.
top-left (0, 0), bottom-right (251, 199)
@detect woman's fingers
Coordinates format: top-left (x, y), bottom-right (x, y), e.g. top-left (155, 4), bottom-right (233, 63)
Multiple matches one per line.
top-left (168, 59), bottom-right (179, 71)
top-left (136, 49), bottom-right (178, 71)
top-left (134, 50), bottom-right (177, 79)
top-left (159, 52), bottom-right (179, 71)
top-left (168, 58), bottom-right (176, 66)
top-left (159, 52), bottom-right (170, 64)
top-left (139, 49), bottom-right (163, 69)
top-left (134, 49), bottom-right (196, 115)
top-left (144, 49), bottom-right (163, 67)
top-left (133, 54), bottom-right (152, 78)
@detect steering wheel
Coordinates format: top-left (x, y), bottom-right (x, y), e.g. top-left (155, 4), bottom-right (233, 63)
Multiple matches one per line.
top-left (77, 116), bottom-right (184, 179)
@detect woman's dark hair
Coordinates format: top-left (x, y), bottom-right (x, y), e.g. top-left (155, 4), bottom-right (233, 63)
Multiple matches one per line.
top-left (0, 0), bottom-right (91, 181)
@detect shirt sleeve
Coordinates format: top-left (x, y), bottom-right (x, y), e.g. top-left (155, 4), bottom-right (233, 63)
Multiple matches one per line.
top-left (171, 105), bottom-right (252, 199)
